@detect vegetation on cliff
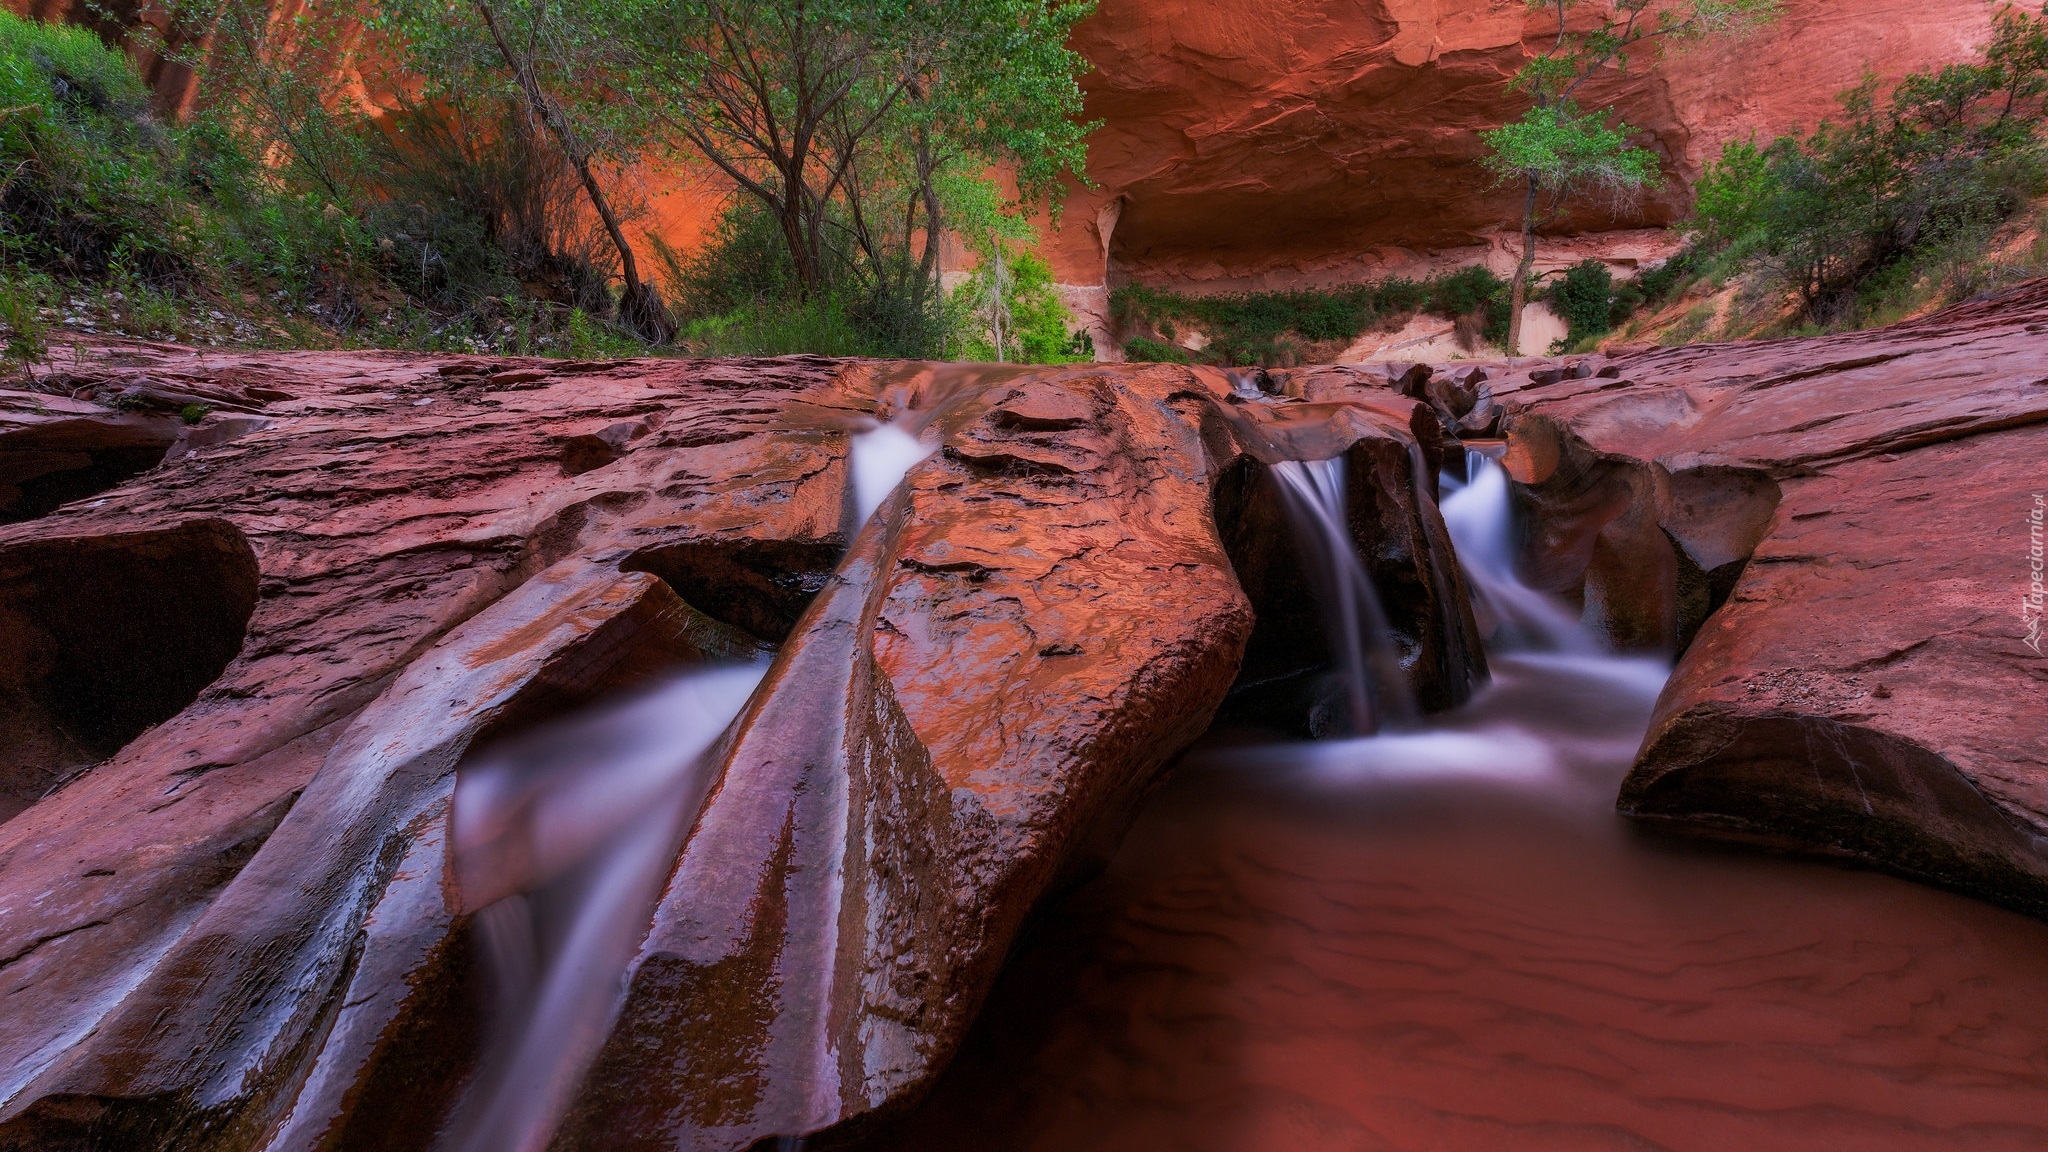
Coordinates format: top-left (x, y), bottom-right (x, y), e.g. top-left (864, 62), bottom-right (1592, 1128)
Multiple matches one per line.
top-left (1673, 1), bottom-right (2048, 333)
top-left (1480, 0), bottom-right (1781, 354)
top-left (0, 1), bottom-right (1097, 367)
top-left (4, 1), bottom-right (2045, 368)
top-left (1111, 268), bottom-right (1513, 366)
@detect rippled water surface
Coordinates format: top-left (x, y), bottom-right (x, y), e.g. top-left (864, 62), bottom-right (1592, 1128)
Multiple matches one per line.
top-left (890, 653), bottom-right (2048, 1152)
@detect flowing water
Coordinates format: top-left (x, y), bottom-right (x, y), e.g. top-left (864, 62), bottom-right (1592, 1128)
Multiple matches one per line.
top-left (442, 408), bottom-right (943, 1152)
top-left (1442, 450), bottom-right (1597, 654)
top-left (445, 665), bottom-right (766, 1152)
top-left (884, 450), bottom-right (2048, 1152)
top-left (1268, 458), bottom-right (1417, 734)
top-left (849, 419), bottom-right (937, 527)
top-left (447, 399), bottom-right (2048, 1151)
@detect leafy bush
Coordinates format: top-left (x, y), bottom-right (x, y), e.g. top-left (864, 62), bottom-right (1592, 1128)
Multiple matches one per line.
top-left (1632, 251), bottom-right (1696, 303)
top-left (681, 293), bottom-right (902, 358)
top-left (0, 12), bottom-right (196, 281)
top-left (0, 9), bottom-right (673, 357)
top-left (661, 199), bottom-right (799, 323)
top-left (950, 246), bottom-right (1088, 364)
top-left (0, 272), bottom-right (48, 376)
top-left (1424, 266), bottom-right (1512, 344)
top-left (1547, 259), bottom-right (1615, 346)
top-left (1112, 267), bottom-right (1512, 367)
top-left (1686, 3), bottom-right (2048, 325)
top-left (1120, 335), bottom-right (1194, 364)
top-left (665, 195), bottom-right (1080, 361)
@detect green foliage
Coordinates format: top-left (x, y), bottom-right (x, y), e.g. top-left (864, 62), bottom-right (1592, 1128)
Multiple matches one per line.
top-left (1547, 258), bottom-right (1617, 345)
top-left (1479, 102), bottom-right (1661, 206)
top-left (4, 0), bottom-right (1099, 361)
top-left (1685, 139), bottom-right (1772, 258)
top-left (1120, 335), bottom-right (1193, 364)
top-left (668, 202), bottom-right (1087, 363)
top-left (1485, 1), bottom-right (1780, 351)
top-left (1685, 2), bottom-right (2048, 324)
top-left (681, 293), bottom-right (907, 358)
top-left (668, 176), bottom-right (1086, 360)
top-left (1425, 266), bottom-right (1513, 341)
top-left (618, 0), bottom-right (1096, 321)
top-left (1111, 267), bottom-right (1513, 366)
top-left (0, 272), bottom-right (49, 376)
top-left (1632, 251), bottom-right (1695, 302)
top-left (0, 11), bottom-right (193, 281)
top-left (0, 5), bottom-right (679, 355)
top-left (178, 401), bottom-right (211, 424)
top-left (660, 200), bottom-right (799, 322)
top-left (950, 244), bottom-right (1087, 363)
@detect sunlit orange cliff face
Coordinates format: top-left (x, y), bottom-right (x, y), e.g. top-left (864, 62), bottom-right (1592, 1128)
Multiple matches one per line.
top-left (1043, 0), bottom-right (1996, 304)
top-left (18, 0), bottom-right (1998, 319)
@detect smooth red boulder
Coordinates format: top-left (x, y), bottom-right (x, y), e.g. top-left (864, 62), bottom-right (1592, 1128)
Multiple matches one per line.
top-left (1485, 279), bottom-right (2048, 915)
top-left (0, 347), bottom-right (1473, 1151)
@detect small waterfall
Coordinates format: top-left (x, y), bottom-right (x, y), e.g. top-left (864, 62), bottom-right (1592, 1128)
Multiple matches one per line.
top-left (1225, 368), bottom-right (1274, 401)
top-left (449, 408), bottom-right (947, 1152)
top-left (1440, 450), bottom-right (1594, 654)
top-left (445, 664), bottom-right (766, 1152)
top-left (849, 419), bottom-right (936, 527)
top-left (1269, 458), bottom-right (1417, 735)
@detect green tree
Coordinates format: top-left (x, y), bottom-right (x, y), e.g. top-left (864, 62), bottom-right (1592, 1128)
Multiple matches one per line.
top-left (1482, 0), bottom-right (1778, 354)
top-left (375, 0), bottom-right (674, 339)
top-left (1688, 2), bottom-right (2048, 323)
top-left (943, 172), bottom-right (1085, 363)
top-left (619, 0), bottom-right (1095, 321)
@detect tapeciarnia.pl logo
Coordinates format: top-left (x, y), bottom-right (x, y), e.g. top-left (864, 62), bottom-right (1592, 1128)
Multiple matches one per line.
top-left (2027, 494), bottom-right (2045, 655)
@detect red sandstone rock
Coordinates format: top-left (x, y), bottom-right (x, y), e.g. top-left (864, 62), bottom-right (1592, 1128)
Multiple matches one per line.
top-left (0, 348), bottom-right (856, 1148)
top-left (1048, 0), bottom-right (1996, 293)
top-left (0, 392), bottom-right (180, 523)
top-left (11, 274), bottom-right (2043, 1148)
top-left (1486, 279), bottom-right (2048, 916)
top-left (0, 343), bottom-right (1475, 1150)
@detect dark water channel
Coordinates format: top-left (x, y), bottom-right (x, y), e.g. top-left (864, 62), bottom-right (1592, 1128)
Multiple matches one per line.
top-left (886, 459), bottom-right (2048, 1152)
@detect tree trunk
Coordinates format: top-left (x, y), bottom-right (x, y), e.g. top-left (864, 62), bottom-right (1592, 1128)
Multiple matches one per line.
top-left (1506, 173), bottom-right (1540, 357)
top-left (778, 195), bottom-right (819, 296)
top-left (914, 135), bottom-right (943, 291)
top-left (472, 0), bottom-right (673, 343)
top-left (990, 246), bottom-right (1007, 363)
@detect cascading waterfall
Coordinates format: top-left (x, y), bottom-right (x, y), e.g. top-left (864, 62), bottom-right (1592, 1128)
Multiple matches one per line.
top-left (445, 415), bottom-right (941, 1152)
top-left (886, 422), bottom-right (2042, 1151)
top-left (445, 665), bottom-right (766, 1152)
top-left (849, 419), bottom-right (937, 527)
top-left (1440, 449), bottom-right (1594, 653)
top-left (1268, 457), bottom-right (1417, 735)
top-left (440, 395), bottom-right (1638, 1151)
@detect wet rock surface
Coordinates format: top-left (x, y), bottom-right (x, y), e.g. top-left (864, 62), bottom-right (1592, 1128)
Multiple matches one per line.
top-left (1481, 280), bottom-right (2048, 916)
top-left (1, 280), bottom-right (2045, 1150)
top-left (0, 346), bottom-right (1469, 1150)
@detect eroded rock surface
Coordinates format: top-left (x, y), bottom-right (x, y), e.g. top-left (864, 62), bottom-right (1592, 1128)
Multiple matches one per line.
top-left (1484, 280), bottom-right (2048, 916)
top-left (0, 346), bottom-right (1473, 1151)
top-left (5, 279), bottom-right (2044, 1151)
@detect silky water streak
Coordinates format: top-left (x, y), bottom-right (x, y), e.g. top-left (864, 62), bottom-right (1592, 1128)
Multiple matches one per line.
top-left (444, 663), bottom-right (766, 1152)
